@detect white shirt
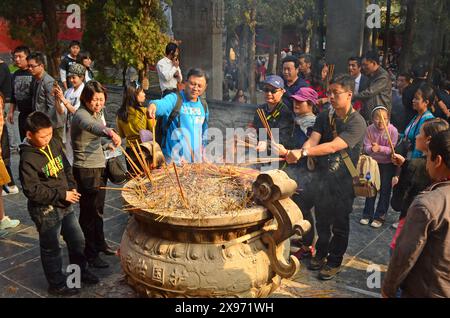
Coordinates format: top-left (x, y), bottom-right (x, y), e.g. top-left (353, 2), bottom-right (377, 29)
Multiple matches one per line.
top-left (156, 56), bottom-right (182, 92)
top-left (354, 73), bottom-right (362, 93)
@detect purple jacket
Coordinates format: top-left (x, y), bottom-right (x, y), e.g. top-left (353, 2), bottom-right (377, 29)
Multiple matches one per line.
top-left (363, 123), bottom-right (398, 164)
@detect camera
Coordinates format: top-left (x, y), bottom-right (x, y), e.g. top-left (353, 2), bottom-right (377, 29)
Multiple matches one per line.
top-left (327, 153), bottom-right (342, 173)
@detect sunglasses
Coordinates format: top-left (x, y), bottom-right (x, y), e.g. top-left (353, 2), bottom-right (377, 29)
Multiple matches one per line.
top-left (263, 87), bottom-right (280, 94)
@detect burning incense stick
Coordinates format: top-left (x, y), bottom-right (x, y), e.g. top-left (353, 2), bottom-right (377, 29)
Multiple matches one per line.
top-left (257, 109), bottom-right (273, 140)
top-left (152, 118), bottom-right (157, 168)
top-left (172, 162), bottom-right (189, 208)
top-left (119, 145), bottom-right (142, 176)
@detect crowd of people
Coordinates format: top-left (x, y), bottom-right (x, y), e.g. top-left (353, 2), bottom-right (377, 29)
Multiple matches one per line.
top-left (245, 49), bottom-right (449, 295)
top-left (0, 39), bottom-right (449, 298)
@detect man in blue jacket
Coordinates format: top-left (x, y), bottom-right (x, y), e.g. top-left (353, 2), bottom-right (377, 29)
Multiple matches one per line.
top-left (148, 68), bottom-right (209, 163)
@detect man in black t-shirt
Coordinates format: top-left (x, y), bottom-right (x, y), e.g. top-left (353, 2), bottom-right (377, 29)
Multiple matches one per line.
top-left (8, 46), bottom-right (33, 141)
top-left (59, 40), bottom-right (81, 90)
top-left (284, 74), bottom-right (367, 280)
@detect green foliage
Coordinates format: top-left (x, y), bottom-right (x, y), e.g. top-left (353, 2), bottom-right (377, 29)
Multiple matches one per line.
top-left (102, 0), bottom-right (170, 72)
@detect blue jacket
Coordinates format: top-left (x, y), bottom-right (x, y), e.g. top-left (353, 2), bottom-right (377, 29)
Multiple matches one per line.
top-left (152, 91), bottom-right (209, 163)
top-left (405, 110), bottom-right (434, 159)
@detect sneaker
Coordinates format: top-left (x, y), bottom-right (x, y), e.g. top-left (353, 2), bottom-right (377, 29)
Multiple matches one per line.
top-left (307, 256), bottom-right (326, 271)
top-left (88, 256), bottom-right (109, 269)
top-left (99, 245), bottom-right (117, 256)
top-left (370, 220), bottom-right (383, 228)
top-left (2, 186), bottom-right (19, 196)
top-left (360, 218), bottom-right (370, 225)
top-left (0, 216), bottom-right (20, 230)
top-left (81, 269), bottom-right (100, 285)
top-left (318, 264), bottom-right (342, 280)
top-left (7, 185), bottom-right (19, 194)
top-left (47, 285), bottom-right (79, 297)
top-left (391, 222), bottom-right (399, 229)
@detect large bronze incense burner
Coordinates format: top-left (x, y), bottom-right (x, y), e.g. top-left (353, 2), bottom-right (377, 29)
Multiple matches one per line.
top-left (119, 163), bottom-right (310, 298)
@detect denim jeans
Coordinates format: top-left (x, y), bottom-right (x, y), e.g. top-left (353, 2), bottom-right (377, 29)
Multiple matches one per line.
top-left (37, 211), bottom-right (87, 288)
top-left (363, 163), bottom-right (396, 221)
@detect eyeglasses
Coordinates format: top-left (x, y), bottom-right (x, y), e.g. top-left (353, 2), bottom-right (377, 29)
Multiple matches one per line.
top-left (326, 90), bottom-right (348, 97)
top-left (28, 64), bottom-right (41, 69)
top-left (263, 87), bottom-right (281, 94)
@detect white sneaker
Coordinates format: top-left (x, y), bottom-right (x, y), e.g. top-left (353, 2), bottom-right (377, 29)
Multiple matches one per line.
top-left (2, 185), bottom-right (19, 196)
top-left (0, 216), bottom-right (20, 230)
top-left (370, 220), bottom-right (383, 228)
top-left (391, 222), bottom-right (399, 229)
top-left (360, 218), bottom-right (370, 225)
top-left (7, 185), bottom-right (19, 194)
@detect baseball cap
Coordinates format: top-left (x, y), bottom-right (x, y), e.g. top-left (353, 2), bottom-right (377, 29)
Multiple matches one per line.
top-left (291, 87), bottom-right (318, 105)
top-left (263, 75), bottom-right (284, 89)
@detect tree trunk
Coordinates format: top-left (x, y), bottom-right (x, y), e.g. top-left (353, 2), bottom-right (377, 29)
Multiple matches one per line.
top-left (40, 0), bottom-right (60, 78)
top-left (428, 0), bottom-right (444, 80)
top-left (315, 0), bottom-right (325, 57)
top-left (238, 25), bottom-right (249, 91)
top-left (382, 0), bottom-right (392, 67)
top-left (122, 65), bottom-right (127, 88)
top-left (268, 39), bottom-right (275, 75)
top-left (399, 0), bottom-right (417, 73)
top-left (276, 26), bottom-right (283, 74)
top-left (248, 0), bottom-right (257, 104)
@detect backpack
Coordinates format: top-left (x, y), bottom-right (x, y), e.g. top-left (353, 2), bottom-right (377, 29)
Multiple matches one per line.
top-left (329, 108), bottom-right (381, 197)
top-left (351, 154), bottom-right (381, 197)
top-left (155, 92), bottom-right (209, 148)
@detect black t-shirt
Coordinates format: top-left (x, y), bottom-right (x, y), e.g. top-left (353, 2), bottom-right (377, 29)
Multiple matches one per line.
top-left (11, 69), bottom-right (33, 113)
top-left (312, 109), bottom-right (367, 173)
top-left (252, 102), bottom-right (294, 147)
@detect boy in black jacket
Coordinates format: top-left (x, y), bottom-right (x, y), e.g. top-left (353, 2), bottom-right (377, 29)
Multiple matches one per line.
top-left (19, 111), bottom-right (99, 296)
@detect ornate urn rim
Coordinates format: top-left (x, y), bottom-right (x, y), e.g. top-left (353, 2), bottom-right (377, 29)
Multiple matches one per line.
top-left (121, 165), bottom-right (272, 229)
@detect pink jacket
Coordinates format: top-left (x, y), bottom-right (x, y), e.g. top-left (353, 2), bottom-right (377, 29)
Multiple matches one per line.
top-left (363, 123), bottom-right (399, 164)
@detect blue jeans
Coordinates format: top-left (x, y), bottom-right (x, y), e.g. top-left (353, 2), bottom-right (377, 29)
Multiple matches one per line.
top-left (37, 210), bottom-right (87, 288)
top-left (363, 163), bottom-right (396, 221)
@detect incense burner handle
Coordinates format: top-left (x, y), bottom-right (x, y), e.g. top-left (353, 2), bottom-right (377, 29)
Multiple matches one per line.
top-left (253, 170), bottom-right (311, 278)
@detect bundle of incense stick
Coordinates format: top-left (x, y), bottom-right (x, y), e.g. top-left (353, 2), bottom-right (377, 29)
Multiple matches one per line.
top-left (256, 108), bottom-right (273, 140)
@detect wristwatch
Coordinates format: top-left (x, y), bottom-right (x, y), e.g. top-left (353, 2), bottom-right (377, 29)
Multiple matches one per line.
top-left (301, 148), bottom-right (309, 158)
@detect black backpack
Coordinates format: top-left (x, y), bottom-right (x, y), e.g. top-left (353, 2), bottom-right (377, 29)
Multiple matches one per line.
top-left (155, 92), bottom-right (209, 148)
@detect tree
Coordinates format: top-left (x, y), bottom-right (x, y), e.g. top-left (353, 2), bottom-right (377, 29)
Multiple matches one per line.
top-left (103, 0), bottom-right (170, 86)
top-left (398, 0), bottom-right (417, 73)
top-left (0, 0), bottom-right (70, 77)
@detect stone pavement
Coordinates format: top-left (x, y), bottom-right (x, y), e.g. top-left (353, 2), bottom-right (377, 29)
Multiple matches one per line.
top-left (0, 149), bottom-right (399, 298)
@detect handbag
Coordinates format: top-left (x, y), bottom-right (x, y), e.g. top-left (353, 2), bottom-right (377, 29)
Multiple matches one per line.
top-left (104, 148), bottom-right (128, 185)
